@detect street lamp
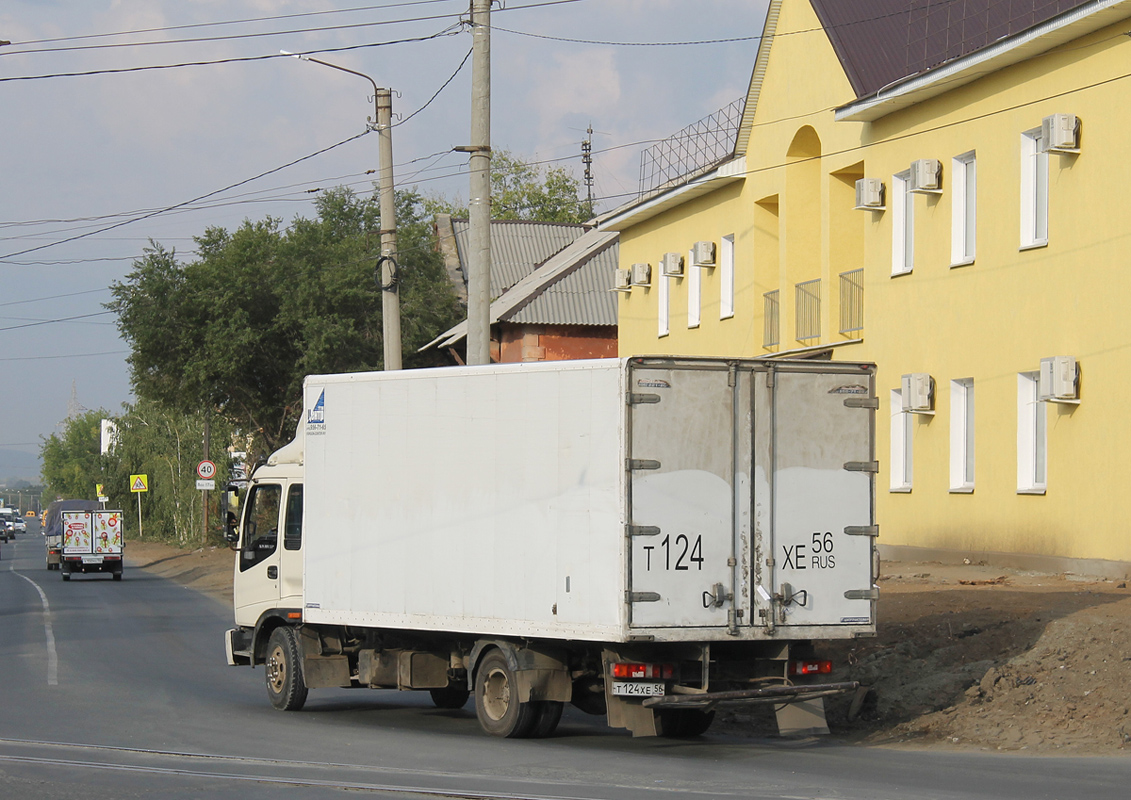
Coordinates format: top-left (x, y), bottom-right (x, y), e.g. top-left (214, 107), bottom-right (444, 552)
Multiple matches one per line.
top-left (281, 51), bottom-right (402, 370)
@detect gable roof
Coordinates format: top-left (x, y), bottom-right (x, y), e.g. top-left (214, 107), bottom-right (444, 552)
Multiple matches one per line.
top-left (811, 0), bottom-right (1094, 100)
top-left (423, 229), bottom-right (618, 351)
top-left (448, 218), bottom-right (588, 300)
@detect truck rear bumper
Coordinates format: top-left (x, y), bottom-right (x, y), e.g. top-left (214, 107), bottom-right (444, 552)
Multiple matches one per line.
top-left (641, 680), bottom-right (859, 711)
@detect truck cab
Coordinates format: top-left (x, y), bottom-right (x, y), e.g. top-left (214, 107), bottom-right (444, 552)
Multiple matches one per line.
top-left (228, 436), bottom-right (304, 664)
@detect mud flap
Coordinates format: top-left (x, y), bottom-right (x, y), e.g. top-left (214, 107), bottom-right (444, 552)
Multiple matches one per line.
top-left (775, 697), bottom-right (830, 736)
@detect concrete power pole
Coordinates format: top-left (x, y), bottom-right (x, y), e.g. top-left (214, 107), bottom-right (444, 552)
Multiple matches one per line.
top-left (376, 88), bottom-right (402, 370)
top-left (465, 0), bottom-right (492, 366)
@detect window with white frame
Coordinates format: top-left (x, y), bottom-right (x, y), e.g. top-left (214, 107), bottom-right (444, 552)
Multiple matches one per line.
top-left (720, 234), bottom-right (735, 319)
top-left (1020, 129), bottom-right (1048, 248)
top-left (687, 248), bottom-right (701, 329)
top-left (951, 152), bottom-right (976, 265)
top-left (950, 378), bottom-right (975, 492)
top-left (892, 170), bottom-right (913, 275)
top-left (1017, 372), bottom-right (1047, 493)
top-left (890, 389), bottom-right (913, 492)
top-left (658, 267), bottom-right (669, 338)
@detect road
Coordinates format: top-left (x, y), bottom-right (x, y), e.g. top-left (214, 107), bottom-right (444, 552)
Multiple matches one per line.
top-left (1, 529), bottom-right (1129, 799)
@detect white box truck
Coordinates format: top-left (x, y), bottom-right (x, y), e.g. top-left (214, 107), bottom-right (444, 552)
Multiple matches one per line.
top-left (224, 357), bottom-right (878, 738)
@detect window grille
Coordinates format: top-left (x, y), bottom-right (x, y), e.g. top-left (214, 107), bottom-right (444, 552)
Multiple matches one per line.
top-left (762, 290), bottom-right (779, 348)
top-left (839, 269), bottom-right (864, 334)
top-left (795, 279), bottom-right (821, 342)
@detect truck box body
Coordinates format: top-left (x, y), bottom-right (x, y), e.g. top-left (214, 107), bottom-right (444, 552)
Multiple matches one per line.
top-left (301, 357), bottom-right (876, 644)
top-left (59, 509), bottom-right (124, 579)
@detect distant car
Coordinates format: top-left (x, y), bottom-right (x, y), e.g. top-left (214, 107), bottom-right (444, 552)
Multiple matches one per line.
top-left (13, 517), bottom-right (26, 533)
top-left (26, 510), bottom-right (36, 518)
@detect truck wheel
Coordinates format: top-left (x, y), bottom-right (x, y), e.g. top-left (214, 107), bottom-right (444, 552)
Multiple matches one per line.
top-left (265, 627), bottom-right (308, 711)
top-left (112, 572), bottom-right (123, 581)
top-left (429, 685), bottom-right (470, 709)
top-left (61, 571), bottom-right (70, 581)
top-left (659, 708), bottom-right (715, 738)
top-left (474, 650), bottom-right (539, 738)
top-left (529, 701), bottom-right (563, 738)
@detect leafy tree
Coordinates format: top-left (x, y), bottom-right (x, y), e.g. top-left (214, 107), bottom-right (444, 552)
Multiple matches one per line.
top-left (40, 410), bottom-right (107, 502)
top-left (425, 149), bottom-right (590, 223)
top-left (101, 400), bottom-right (232, 546)
top-left (109, 187), bottom-right (462, 457)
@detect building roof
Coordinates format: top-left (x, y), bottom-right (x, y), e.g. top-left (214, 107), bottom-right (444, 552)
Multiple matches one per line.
top-left (423, 230), bottom-right (618, 351)
top-left (449, 218), bottom-right (588, 300)
top-left (811, 0), bottom-right (1094, 99)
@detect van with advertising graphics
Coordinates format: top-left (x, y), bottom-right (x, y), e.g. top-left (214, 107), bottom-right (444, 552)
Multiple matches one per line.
top-left (224, 357), bottom-right (878, 738)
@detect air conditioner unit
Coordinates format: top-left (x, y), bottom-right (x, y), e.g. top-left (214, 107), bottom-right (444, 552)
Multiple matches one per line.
top-left (1041, 114), bottom-right (1080, 153)
top-left (630, 262), bottom-right (652, 287)
top-left (661, 252), bottom-right (684, 277)
top-left (613, 268), bottom-right (632, 292)
top-left (909, 159), bottom-right (942, 193)
top-left (854, 178), bottom-right (885, 210)
top-left (901, 373), bottom-right (935, 413)
top-left (692, 241), bottom-right (716, 267)
top-left (1039, 356), bottom-right (1079, 402)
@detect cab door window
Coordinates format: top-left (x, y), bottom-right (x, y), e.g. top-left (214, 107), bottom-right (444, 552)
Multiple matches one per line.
top-left (283, 484), bottom-right (303, 551)
top-left (240, 484), bottom-right (281, 571)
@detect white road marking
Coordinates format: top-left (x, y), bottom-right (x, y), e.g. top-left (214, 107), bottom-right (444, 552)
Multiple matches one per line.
top-left (10, 565), bottom-right (59, 685)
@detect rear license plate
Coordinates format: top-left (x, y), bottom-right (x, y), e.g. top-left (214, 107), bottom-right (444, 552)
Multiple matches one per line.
top-left (82, 556), bottom-right (104, 564)
top-left (611, 681), bottom-right (665, 697)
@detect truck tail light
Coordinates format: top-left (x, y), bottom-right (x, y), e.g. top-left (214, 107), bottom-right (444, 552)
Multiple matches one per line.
top-left (611, 662), bottom-right (674, 680)
top-left (788, 660), bottom-right (832, 676)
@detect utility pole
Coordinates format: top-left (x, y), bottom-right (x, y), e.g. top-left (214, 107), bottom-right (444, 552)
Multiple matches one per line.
top-left (376, 88), bottom-right (401, 370)
top-left (283, 50), bottom-right (401, 369)
top-left (464, 0), bottom-right (492, 366)
top-left (582, 125), bottom-right (595, 217)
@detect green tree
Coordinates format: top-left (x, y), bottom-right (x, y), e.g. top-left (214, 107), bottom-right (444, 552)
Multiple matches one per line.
top-left (425, 149), bottom-right (590, 223)
top-left (40, 410), bottom-right (107, 501)
top-left (109, 187), bottom-right (462, 457)
top-left (102, 400), bottom-right (232, 546)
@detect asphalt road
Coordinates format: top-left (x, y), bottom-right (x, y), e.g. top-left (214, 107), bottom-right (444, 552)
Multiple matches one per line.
top-left (1, 530), bottom-right (1129, 799)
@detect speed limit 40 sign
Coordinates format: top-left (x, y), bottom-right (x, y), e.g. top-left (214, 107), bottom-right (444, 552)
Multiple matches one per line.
top-left (196, 460), bottom-right (217, 480)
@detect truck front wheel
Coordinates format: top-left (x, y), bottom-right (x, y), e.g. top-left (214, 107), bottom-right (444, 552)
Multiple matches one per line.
top-left (265, 627), bottom-right (308, 711)
top-left (474, 650), bottom-right (539, 738)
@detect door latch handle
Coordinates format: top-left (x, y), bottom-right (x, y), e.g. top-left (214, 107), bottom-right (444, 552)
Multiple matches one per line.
top-left (267, 566), bottom-right (278, 580)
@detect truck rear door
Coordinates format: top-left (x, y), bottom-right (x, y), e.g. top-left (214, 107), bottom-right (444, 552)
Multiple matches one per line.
top-left (626, 361), bottom-right (737, 629)
top-left (758, 363), bottom-right (876, 628)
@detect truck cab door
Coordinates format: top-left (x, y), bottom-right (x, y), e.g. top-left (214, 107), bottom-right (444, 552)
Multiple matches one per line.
top-left (233, 482), bottom-right (282, 626)
top-left (278, 484), bottom-right (303, 607)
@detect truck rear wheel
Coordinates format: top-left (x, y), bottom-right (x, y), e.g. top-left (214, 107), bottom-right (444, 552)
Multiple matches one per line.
top-left (429, 685), bottom-right (470, 709)
top-left (474, 650), bottom-right (539, 738)
top-left (529, 701), bottom-right (563, 738)
top-left (265, 626), bottom-right (308, 711)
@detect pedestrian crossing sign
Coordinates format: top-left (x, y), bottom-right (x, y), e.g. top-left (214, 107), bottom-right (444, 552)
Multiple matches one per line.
top-left (130, 474), bottom-right (149, 493)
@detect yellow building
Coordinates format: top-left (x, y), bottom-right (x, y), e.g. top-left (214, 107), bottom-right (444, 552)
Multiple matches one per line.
top-left (602, 0), bottom-right (1131, 576)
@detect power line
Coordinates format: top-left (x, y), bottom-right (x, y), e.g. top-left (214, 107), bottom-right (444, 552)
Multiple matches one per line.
top-left (0, 288), bottom-right (111, 308)
top-left (0, 311), bottom-right (115, 332)
top-left (491, 26), bottom-right (763, 47)
top-left (0, 350), bottom-right (128, 362)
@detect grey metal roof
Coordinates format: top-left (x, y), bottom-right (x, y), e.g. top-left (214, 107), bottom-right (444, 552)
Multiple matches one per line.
top-left (423, 230), bottom-right (619, 351)
top-left (450, 219), bottom-right (588, 300)
top-left (502, 239), bottom-right (618, 327)
top-left (810, 0), bottom-right (1094, 99)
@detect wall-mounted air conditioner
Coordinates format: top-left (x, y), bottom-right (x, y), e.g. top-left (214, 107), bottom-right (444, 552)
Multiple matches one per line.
top-left (631, 262), bottom-right (652, 287)
top-left (909, 159), bottom-right (942, 193)
top-left (692, 241), bottom-right (716, 267)
top-left (1039, 356), bottom-right (1079, 402)
top-left (854, 178), bottom-right (885, 210)
top-left (901, 373), bottom-right (935, 413)
top-left (661, 252), bottom-right (684, 278)
top-left (1041, 114), bottom-right (1080, 153)
top-left (613, 268), bottom-right (632, 292)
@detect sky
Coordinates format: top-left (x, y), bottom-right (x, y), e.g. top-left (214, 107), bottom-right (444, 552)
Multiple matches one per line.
top-left (0, 0), bottom-right (769, 479)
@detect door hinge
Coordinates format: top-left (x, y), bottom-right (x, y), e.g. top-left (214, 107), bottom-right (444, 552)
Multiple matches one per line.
top-left (627, 524), bottom-right (661, 537)
top-left (628, 392), bottom-right (661, 405)
top-left (844, 460), bottom-right (880, 473)
top-left (844, 588), bottom-right (880, 601)
top-left (844, 396), bottom-right (879, 409)
top-left (727, 557), bottom-right (737, 567)
top-left (845, 525), bottom-right (880, 538)
top-left (627, 458), bottom-right (662, 471)
top-left (628, 591), bottom-right (661, 603)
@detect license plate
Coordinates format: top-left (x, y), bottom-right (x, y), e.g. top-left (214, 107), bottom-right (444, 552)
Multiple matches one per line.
top-left (611, 681), bottom-right (665, 697)
top-left (82, 556), bottom-right (104, 564)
